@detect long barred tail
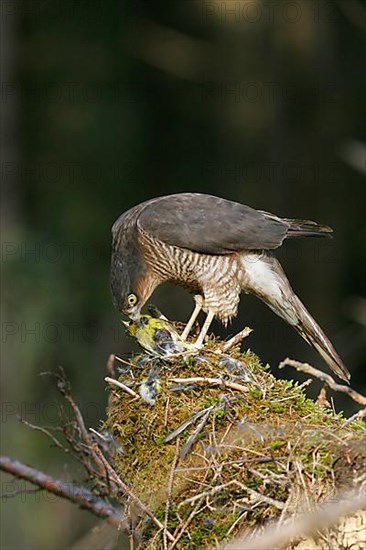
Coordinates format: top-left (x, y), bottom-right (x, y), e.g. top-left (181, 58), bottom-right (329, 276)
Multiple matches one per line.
top-left (241, 253), bottom-right (350, 383)
top-left (289, 294), bottom-right (350, 382)
top-left (284, 218), bottom-right (334, 239)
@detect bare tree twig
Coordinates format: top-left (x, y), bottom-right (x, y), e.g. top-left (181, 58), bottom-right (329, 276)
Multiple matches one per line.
top-left (221, 488), bottom-right (366, 550)
top-left (5, 367), bottom-right (177, 545)
top-left (339, 407), bottom-right (366, 430)
top-left (0, 455), bottom-right (124, 528)
top-left (105, 377), bottom-right (140, 398)
top-left (279, 358), bottom-right (366, 406)
top-left (170, 499), bottom-right (205, 550)
top-left (170, 377), bottom-right (250, 394)
top-left (63, 398), bottom-right (91, 445)
top-left (18, 417), bottom-right (66, 452)
top-left (219, 327), bottom-right (253, 353)
top-left (92, 444), bottom-right (176, 543)
top-left (178, 480), bottom-right (285, 510)
top-left (164, 439), bottom-right (180, 550)
top-left (55, 368), bottom-right (109, 482)
top-left (106, 354), bottom-right (116, 378)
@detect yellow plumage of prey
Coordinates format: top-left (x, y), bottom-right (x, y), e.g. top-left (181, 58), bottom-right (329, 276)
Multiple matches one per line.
top-left (123, 314), bottom-right (194, 357)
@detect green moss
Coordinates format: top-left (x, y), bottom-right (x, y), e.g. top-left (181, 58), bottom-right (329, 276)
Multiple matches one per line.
top-left (103, 335), bottom-right (365, 549)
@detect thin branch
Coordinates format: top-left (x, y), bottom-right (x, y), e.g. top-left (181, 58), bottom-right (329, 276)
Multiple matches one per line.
top-left (164, 397), bottom-right (170, 428)
top-left (279, 358), bottom-right (366, 406)
top-left (56, 368), bottom-right (94, 446)
top-left (106, 354), bottom-right (116, 378)
top-left (178, 480), bottom-right (285, 511)
top-left (92, 444), bottom-right (176, 543)
top-left (170, 377), bottom-right (250, 394)
top-left (114, 355), bottom-right (136, 369)
top-left (0, 455), bottom-right (124, 528)
top-left (178, 480), bottom-right (239, 508)
top-left (176, 456), bottom-right (287, 473)
top-left (164, 406), bottom-right (214, 444)
top-left (227, 510), bottom-right (247, 537)
top-left (18, 417), bottom-right (66, 451)
top-left (180, 408), bottom-right (212, 459)
top-left (56, 368), bottom-right (108, 481)
top-left (105, 377), bottom-right (140, 398)
top-left (221, 488), bottom-right (366, 550)
top-left (219, 327), bottom-right (253, 353)
top-left (239, 486), bottom-right (286, 510)
top-left (164, 439), bottom-right (180, 550)
top-left (339, 407), bottom-right (366, 430)
top-left (170, 500), bottom-right (206, 550)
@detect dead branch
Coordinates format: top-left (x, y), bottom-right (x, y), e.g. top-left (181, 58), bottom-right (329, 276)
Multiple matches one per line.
top-left (56, 367), bottom-right (94, 446)
top-left (54, 368), bottom-right (113, 488)
top-left (92, 444), bottom-right (176, 543)
top-left (164, 439), bottom-right (180, 550)
top-left (340, 407), bottom-right (366, 429)
top-left (18, 417), bottom-right (67, 452)
top-left (279, 358), bottom-right (366, 406)
top-left (0, 455), bottom-right (124, 528)
top-left (170, 499), bottom-right (206, 550)
top-left (105, 376), bottom-right (140, 398)
top-left (170, 377), bottom-right (250, 393)
top-left (219, 327), bottom-right (253, 353)
top-left (178, 479), bottom-right (285, 511)
top-left (106, 353), bottom-right (116, 378)
top-left (3, 365), bottom-right (177, 546)
top-left (221, 487), bottom-right (366, 550)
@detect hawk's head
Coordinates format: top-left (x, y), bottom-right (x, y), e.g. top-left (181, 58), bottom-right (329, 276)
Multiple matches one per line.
top-left (110, 251), bottom-right (144, 318)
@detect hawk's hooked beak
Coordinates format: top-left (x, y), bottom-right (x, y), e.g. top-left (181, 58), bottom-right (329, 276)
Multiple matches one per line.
top-left (127, 305), bottom-right (140, 321)
top-left (122, 304), bottom-right (140, 321)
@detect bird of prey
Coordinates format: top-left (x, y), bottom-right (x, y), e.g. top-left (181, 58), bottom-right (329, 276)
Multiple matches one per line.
top-left (110, 193), bottom-right (350, 382)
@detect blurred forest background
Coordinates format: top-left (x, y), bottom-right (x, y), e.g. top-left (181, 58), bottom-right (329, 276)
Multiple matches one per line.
top-left (1, 1), bottom-right (365, 548)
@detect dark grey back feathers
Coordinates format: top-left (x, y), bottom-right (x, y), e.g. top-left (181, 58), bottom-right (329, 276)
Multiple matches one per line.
top-left (112, 193), bottom-right (333, 256)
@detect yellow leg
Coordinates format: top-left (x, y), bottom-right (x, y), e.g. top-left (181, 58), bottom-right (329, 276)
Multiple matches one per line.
top-left (181, 301), bottom-right (202, 341)
top-left (195, 311), bottom-right (215, 348)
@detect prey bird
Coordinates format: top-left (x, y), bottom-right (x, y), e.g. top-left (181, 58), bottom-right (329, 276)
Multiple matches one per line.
top-left (110, 193), bottom-right (350, 382)
top-left (122, 313), bottom-right (194, 357)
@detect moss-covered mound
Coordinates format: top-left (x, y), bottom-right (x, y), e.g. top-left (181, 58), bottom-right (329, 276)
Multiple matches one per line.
top-left (104, 336), bottom-right (365, 549)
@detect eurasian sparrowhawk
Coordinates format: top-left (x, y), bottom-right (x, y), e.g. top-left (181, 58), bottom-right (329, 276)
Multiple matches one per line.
top-left (110, 193), bottom-right (350, 382)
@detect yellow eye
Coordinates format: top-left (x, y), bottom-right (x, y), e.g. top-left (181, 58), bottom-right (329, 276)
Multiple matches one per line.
top-left (127, 293), bottom-right (138, 307)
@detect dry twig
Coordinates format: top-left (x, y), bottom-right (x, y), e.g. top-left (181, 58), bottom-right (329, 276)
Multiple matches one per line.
top-left (106, 353), bottom-right (116, 378)
top-left (221, 487), bottom-right (366, 550)
top-left (178, 479), bottom-right (285, 511)
top-left (339, 407), bottom-right (366, 429)
top-left (170, 377), bottom-right (250, 394)
top-left (18, 418), bottom-right (66, 452)
top-left (279, 358), bottom-right (366, 406)
top-left (219, 327), bottom-right (253, 353)
top-left (0, 456), bottom-right (124, 527)
top-left (92, 444), bottom-right (176, 543)
top-left (105, 376), bottom-right (140, 398)
top-left (164, 439), bottom-right (180, 550)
